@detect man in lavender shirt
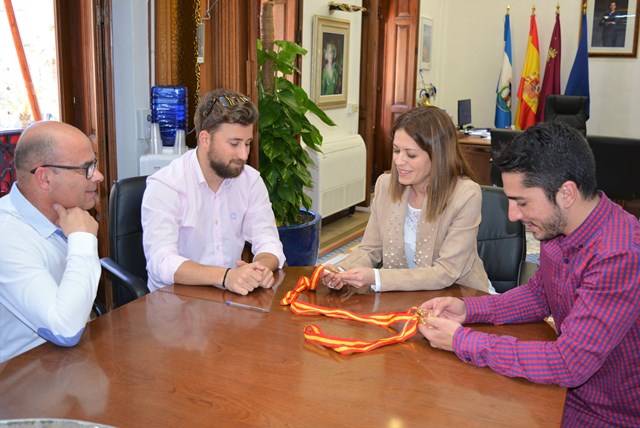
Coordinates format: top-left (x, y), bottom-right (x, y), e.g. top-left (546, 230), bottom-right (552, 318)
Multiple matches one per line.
top-left (141, 89), bottom-right (285, 295)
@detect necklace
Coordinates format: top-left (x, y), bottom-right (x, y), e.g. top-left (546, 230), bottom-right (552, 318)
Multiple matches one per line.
top-left (406, 205), bottom-right (421, 234)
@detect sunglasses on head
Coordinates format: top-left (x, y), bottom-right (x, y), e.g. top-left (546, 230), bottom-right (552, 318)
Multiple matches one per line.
top-left (202, 95), bottom-right (250, 118)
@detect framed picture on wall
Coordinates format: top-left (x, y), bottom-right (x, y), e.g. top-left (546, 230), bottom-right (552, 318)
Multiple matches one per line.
top-left (587, 0), bottom-right (639, 57)
top-left (312, 15), bottom-right (349, 109)
top-left (419, 16), bottom-right (433, 70)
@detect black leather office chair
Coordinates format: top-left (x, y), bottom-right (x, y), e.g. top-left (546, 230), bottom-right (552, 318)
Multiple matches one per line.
top-left (543, 95), bottom-right (588, 136)
top-left (587, 135), bottom-right (640, 202)
top-left (477, 186), bottom-right (530, 293)
top-left (488, 129), bottom-right (522, 187)
top-left (100, 175), bottom-right (150, 308)
top-left (91, 300), bottom-right (107, 319)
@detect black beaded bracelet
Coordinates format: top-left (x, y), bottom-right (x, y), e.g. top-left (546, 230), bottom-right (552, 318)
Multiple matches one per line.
top-left (222, 268), bottom-right (231, 288)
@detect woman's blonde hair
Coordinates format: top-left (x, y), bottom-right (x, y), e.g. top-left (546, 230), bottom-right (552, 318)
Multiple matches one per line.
top-left (389, 106), bottom-right (475, 222)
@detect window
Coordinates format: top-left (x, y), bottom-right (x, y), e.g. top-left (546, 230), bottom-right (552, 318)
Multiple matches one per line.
top-left (0, 0), bottom-right (59, 130)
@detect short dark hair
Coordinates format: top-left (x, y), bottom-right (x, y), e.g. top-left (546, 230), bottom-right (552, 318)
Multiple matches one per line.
top-left (496, 122), bottom-right (597, 203)
top-left (194, 88), bottom-right (257, 135)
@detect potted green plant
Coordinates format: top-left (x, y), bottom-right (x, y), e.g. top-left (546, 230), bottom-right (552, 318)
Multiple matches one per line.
top-left (257, 3), bottom-right (335, 265)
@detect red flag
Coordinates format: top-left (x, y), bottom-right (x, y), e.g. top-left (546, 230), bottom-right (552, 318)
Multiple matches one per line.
top-left (537, 12), bottom-right (562, 122)
top-left (515, 13), bottom-right (540, 130)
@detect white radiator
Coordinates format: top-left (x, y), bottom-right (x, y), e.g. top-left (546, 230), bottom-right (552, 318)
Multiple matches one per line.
top-left (305, 134), bottom-right (367, 217)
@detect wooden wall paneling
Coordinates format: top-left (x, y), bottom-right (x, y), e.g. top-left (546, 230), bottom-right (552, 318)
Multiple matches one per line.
top-left (358, 0), bottom-right (380, 204)
top-left (199, 0), bottom-right (258, 166)
top-left (155, 0), bottom-right (200, 148)
top-left (154, 0), bottom-right (177, 85)
top-left (255, 0), bottom-right (299, 169)
top-left (246, 1), bottom-right (260, 168)
top-left (54, 0), bottom-right (117, 309)
top-left (247, 0), bottom-right (260, 168)
top-left (95, 0), bottom-right (118, 309)
top-left (374, 0), bottom-right (418, 180)
top-left (262, 0), bottom-right (299, 50)
top-left (208, 1), bottom-right (246, 90)
top-left (55, 1), bottom-right (93, 130)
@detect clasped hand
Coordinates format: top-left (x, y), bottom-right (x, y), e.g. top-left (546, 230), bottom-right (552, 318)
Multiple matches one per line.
top-left (417, 297), bottom-right (467, 352)
top-left (224, 261), bottom-right (275, 295)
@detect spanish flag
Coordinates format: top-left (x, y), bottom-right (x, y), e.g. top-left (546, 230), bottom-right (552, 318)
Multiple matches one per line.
top-left (515, 12), bottom-right (540, 130)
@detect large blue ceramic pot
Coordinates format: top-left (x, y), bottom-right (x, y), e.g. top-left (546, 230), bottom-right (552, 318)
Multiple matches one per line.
top-left (277, 209), bottom-right (322, 266)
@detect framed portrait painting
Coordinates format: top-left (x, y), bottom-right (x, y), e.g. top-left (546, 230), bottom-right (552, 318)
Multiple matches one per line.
top-left (587, 0), bottom-right (639, 57)
top-left (419, 16), bottom-right (433, 70)
top-left (312, 15), bottom-right (350, 109)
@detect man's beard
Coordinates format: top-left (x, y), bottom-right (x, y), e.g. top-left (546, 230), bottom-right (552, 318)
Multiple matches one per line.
top-left (209, 157), bottom-right (244, 179)
top-left (533, 205), bottom-right (567, 241)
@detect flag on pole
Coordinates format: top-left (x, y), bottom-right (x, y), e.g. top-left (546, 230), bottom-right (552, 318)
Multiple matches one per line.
top-left (537, 10), bottom-right (562, 122)
top-left (515, 12), bottom-right (540, 130)
top-left (495, 12), bottom-right (513, 129)
top-left (565, 7), bottom-right (590, 117)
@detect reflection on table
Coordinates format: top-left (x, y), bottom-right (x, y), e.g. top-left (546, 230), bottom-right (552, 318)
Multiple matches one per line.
top-left (0, 267), bottom-right (565, 427)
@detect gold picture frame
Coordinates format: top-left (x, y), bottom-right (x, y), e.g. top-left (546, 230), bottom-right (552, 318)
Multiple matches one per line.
top-left (312, 15), bottom-right (350, 109)
top-left (419, 16), bottom-right (433, 70)
top-left (587, 0), bottom-right (639, 57)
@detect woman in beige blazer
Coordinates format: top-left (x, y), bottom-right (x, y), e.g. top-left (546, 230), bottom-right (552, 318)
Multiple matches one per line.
top-left (322, 106), bottom-right (490, 293)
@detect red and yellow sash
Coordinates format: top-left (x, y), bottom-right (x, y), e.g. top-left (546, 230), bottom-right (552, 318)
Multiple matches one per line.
top-left (280, 265), bottom-right (426, 355)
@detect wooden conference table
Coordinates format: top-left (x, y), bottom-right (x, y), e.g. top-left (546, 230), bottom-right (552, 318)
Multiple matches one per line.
top-left (0, 267), bottom-right (565, 427)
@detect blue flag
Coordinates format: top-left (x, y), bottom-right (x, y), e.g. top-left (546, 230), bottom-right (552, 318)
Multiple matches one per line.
top-left (495, 13), bottom-right (513, 128)
top-left (565, 10), bottom-right (590, 117)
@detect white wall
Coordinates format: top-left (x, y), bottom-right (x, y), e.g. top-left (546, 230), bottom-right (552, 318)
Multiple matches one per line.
top-left (111, 0), bottom-right (151, 179)
top-left (301, 0), bottom-right (363, 140)
top-left (418, 0), bottom-right (640, 138)
top-left (111, 1), bottom-right (363, 179)
top-left (110, 0), bottom-right (639, 181)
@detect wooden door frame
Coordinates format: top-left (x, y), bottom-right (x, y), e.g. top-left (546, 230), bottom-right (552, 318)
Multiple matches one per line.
top-left (358, 0), bottom-right (380, 205)
top-left (359, 0), bottom-right (418, 198)
top-left (195, 0), bottom-right (261, 167)
top-left (55, 0), bottom-right (117, 308)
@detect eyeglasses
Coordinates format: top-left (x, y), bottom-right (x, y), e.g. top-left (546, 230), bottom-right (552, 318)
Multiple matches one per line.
top-left (30, 159), bottom-right (98, 180)
top-left (202, 95), bottom-right (251, 118)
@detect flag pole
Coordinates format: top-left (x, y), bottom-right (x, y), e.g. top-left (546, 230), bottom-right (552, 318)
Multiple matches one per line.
top-left (495, 6), bottom-right (513, 128)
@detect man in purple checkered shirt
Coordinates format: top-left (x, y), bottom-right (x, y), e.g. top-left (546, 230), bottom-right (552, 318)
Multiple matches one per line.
top-left (418, 122), bottom-right (639, 427)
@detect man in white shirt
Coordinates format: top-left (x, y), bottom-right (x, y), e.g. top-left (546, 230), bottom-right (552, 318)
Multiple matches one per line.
top-left (0, 121), bottom-right (103, 363)
top-left (142, 88), bottom-right (285, 295)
